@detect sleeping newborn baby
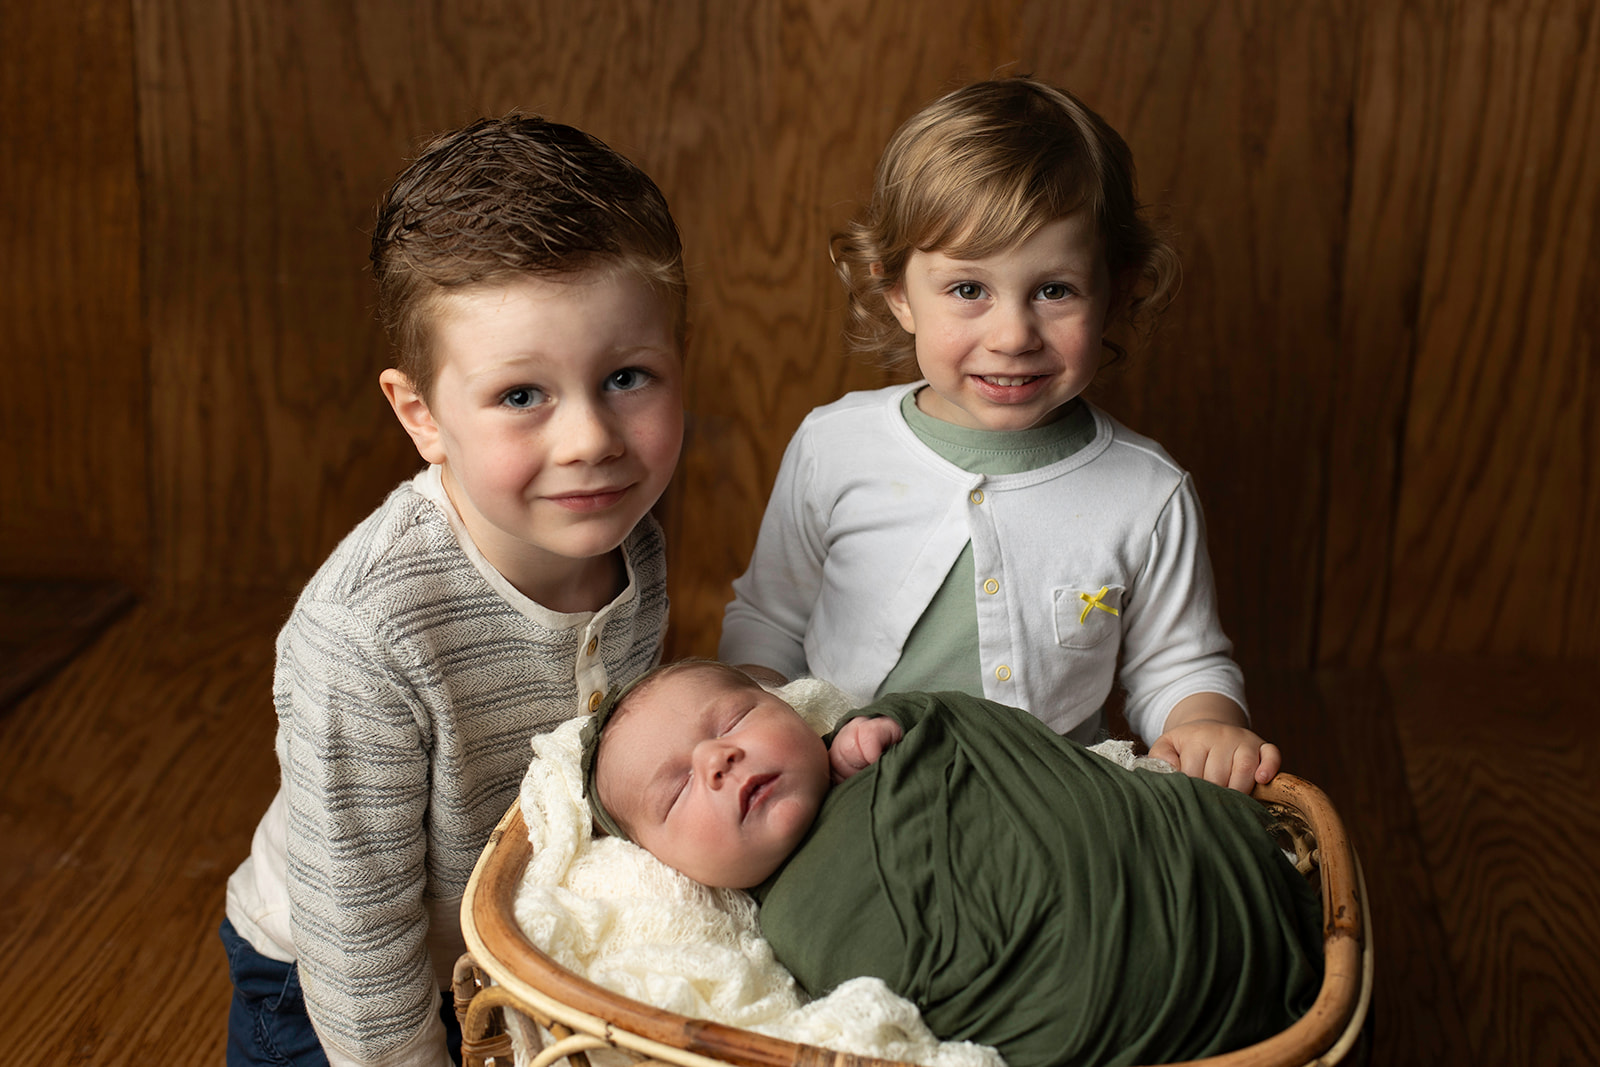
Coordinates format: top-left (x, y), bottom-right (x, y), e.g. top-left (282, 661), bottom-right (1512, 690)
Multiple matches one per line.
top-left (582, 659), bottom-right (1323, 1067)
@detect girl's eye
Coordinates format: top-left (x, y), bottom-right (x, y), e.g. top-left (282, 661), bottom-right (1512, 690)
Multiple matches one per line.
top-left (501, 387), bottom-right (546, 410)
top-left (604, 367), bottom-right (652, 392)
top-left (1037, 283), bottom-right (1072, 301)
top-left (952, 282), bottom-right (985, 301)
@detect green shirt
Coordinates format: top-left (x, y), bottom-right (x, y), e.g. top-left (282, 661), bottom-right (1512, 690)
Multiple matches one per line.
top-left (879, 393), bottom-right (1096, 707)
top-left (752, 691), bottom-right (1322, 1067)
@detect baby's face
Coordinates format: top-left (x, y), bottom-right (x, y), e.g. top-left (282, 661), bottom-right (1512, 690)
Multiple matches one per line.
top-left (597, 667), bottom-right (830, 888)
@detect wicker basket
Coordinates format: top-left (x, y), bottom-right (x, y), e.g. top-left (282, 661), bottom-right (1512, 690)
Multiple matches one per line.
top-left (457, 773), bottom-right (1372, 1067)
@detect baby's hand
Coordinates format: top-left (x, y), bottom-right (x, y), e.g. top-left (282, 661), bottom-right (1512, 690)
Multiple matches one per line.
top-left (829, 716), bottom-right (904, 783)
top-left (1147, 720), bottom-right (1281, 793)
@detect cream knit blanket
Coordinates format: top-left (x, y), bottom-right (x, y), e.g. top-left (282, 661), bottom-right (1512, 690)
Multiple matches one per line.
top-left (509, 679), bottom-right (1169, 1067)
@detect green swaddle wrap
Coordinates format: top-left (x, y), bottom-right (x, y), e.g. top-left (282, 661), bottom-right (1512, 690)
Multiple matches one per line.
top-left (750, 691), bottom-right (1323, 1067)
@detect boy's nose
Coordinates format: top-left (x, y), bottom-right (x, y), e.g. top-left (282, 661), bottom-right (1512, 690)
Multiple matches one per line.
top-left (553, 399), bottom-right (625, 464)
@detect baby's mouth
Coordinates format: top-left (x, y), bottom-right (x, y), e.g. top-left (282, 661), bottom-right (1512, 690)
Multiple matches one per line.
top-left (740, 773), bottom-right (777, 818)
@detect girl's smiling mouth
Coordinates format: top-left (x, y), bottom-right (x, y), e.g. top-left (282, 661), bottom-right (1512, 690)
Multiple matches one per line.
top-left (970, 374), bottom-right (1050, 402)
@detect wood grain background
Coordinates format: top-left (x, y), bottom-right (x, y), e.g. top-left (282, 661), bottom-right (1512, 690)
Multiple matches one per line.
top-left (5, 0), bottom-right (1596, 674)
top-left (4, 5), bottom-right (1599, 1063)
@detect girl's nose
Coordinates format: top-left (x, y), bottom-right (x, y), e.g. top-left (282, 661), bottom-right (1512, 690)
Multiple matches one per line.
top-left (985, 302), bottom-right (1042, 356)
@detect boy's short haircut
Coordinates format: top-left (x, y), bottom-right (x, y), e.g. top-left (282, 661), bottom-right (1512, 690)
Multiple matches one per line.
top-left (832, 77), bottom-right (1180, 369)
top-left (371, 114), bottom-right (687, 400)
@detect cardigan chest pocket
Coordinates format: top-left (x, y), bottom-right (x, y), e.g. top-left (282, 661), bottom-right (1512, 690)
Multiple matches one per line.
top-left (1052, 584), bottom-right (1125, 649)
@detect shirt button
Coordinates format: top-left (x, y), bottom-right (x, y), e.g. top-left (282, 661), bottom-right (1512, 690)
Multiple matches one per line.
top-left (585, 636), bottom-right (599, 656)
top-left (970, 489), bottom-right (985, 505)
top-left (995, 665), bottom-right (1011, 682)
top-left (587, 691), bottom-right (603, 712)
top-left (983, 578), bottom-right (1000, 595)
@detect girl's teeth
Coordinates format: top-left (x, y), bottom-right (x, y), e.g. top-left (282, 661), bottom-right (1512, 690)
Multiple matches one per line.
top-left (983, 376), bottom-right (1034, 387)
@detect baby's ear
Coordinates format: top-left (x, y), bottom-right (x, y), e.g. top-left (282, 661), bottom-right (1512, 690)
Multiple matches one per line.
top-left (380, 369), bottom-right (446, 464)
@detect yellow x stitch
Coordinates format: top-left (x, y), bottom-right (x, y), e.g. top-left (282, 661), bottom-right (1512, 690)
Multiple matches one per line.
top-left (1078, 586), bottom-right (1120, 624)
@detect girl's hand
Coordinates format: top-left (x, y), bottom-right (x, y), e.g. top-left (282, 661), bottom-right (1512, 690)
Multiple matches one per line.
top-left (1148, 720), bottom-right (1281, 793)
top-left (829, 716), bottom-right (904, 783)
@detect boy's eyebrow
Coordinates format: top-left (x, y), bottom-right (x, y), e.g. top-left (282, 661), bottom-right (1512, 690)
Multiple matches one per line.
top-left (459, 342), bottom-right (679, 383)
top-left (455, 355), bottom-right (549, 385)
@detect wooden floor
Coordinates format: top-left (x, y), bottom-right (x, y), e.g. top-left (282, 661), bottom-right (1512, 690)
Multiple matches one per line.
top-left (1, 593), bottom-right (1596, 1065)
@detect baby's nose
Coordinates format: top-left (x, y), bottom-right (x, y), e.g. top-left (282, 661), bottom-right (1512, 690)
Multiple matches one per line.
top-left (699, 742), bottom-right (740, 786)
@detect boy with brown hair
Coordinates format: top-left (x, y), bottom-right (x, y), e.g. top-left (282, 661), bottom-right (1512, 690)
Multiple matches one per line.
top-left (222, 114), bottom-right (687, 1067)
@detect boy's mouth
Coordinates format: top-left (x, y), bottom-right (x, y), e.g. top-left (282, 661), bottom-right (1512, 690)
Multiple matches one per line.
top-left (548, 487), bottom-right (630, 512)
top-left (740, 773), bottom-right (777, 818)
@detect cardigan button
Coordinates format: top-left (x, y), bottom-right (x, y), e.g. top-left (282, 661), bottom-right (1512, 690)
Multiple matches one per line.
top-left (588, 691), bottom-right (603, 712)
top-left (585, 636), bottom-right (599, 656)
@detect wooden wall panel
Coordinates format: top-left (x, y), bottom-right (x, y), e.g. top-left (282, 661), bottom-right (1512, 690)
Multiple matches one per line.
top-left (138, 0), bottom-right (418, 601)
top-left (0, 0), bottom-right (147, 585)
top-left (1383, 0), bottom-right (1600, 661)
top-left (1316, 0), bottom-right (1450, 667)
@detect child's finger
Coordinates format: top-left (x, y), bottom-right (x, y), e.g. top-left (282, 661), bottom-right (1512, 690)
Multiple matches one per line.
top-left (873, 721), bottom-right (899, 758)
top-left (1181, 745), bottom-right (1214, 784)
top-left (1226, 748), bottom-right (1259, 793)
top-left (1205, 746), bottom-right (1238, 790)
top-left (1254, 743), bottom-right (1282, 784)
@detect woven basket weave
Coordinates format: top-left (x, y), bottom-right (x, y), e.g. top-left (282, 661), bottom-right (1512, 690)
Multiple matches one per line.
top-left (457, 773), bottom-right (1372, 1067)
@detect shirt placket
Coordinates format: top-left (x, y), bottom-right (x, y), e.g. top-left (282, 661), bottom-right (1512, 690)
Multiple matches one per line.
top-left (967, 478), bottom-right (1018, 706)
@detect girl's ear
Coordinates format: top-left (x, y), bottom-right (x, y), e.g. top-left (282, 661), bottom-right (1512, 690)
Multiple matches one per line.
top-left (380, 369), bottom-right (447, 465)
top-left (880, 268), bottom-right (917, 335)
top-left (1106, 266), bottom-right (1141, 325)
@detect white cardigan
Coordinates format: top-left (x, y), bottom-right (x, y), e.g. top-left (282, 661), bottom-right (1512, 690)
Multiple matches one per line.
top-left (719, 383), bottom-right (1245, 744)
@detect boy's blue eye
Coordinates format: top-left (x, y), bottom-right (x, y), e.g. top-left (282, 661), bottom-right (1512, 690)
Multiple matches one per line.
top-left (952, 282), bottom-right (985, 301)
top-left (605, 367), bottom-right (652, 392)
top-left (501, 387), bottom-right (545, 409)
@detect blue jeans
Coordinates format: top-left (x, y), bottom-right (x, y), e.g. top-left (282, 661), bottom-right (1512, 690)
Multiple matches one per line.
top-left (221, 918), bottom-right (462, 1066)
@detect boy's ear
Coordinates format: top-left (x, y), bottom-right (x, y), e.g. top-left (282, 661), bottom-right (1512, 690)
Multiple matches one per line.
top-left (379, 369), bottom-right (447, 465)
